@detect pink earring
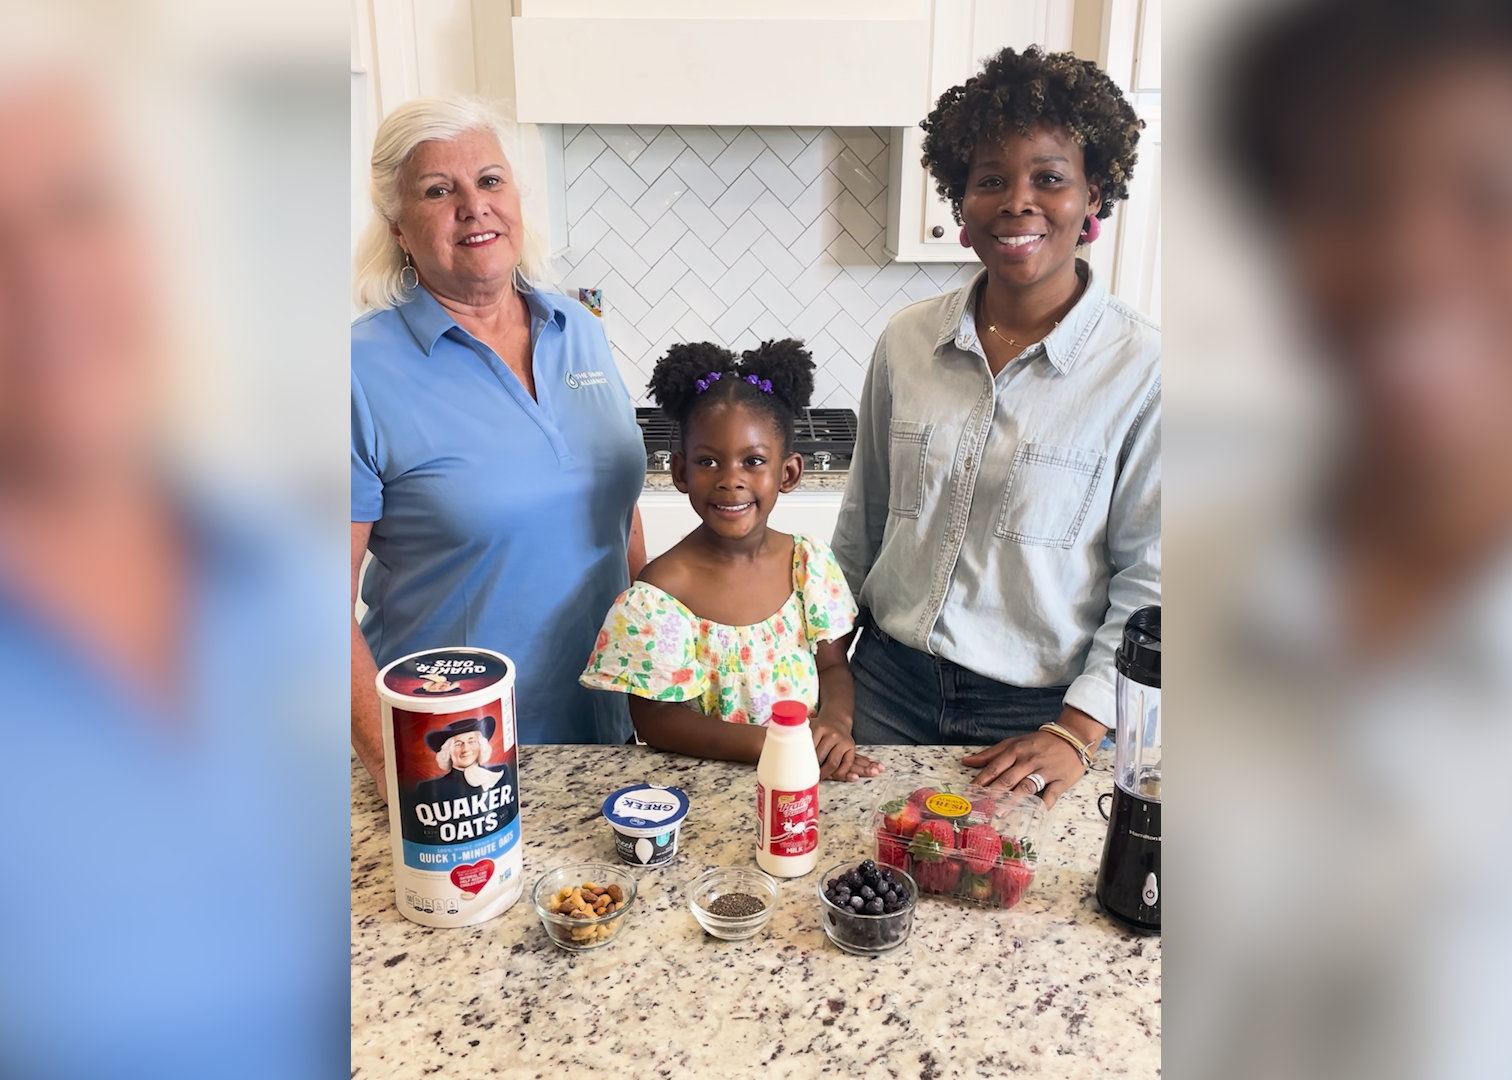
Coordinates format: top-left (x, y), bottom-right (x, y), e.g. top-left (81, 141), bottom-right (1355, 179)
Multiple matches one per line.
top-left (1079, 214), bottom-right (1102, 244)
top-left (960, 226), bottom-right (972, 248)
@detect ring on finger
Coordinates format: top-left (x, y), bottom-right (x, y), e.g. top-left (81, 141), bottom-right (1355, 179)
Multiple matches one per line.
top-left (1024, 772), bottom-right (1046, 795)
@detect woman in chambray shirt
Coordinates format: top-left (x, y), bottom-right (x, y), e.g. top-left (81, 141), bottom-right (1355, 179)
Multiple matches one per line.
top-left (351, 97), bottom-right (646, 788)
top-left (832, 48), bottom-right (1159, 808)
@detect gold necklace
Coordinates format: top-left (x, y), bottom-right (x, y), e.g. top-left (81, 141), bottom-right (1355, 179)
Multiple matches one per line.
top-left (981, 277), bottom-right (1086, 350)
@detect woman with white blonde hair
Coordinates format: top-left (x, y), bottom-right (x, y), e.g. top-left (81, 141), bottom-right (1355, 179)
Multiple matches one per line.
top-left (352, 96), bottom-right (646, 789)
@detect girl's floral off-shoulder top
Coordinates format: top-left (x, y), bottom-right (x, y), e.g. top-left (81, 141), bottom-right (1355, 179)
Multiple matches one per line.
top-left (578, 535), bottom-right (857, 723)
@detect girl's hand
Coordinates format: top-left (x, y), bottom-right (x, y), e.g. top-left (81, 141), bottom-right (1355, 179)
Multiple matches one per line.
top-left (811, 716), bottom-right (884, 782)
top-left (960, 706), bottom-right (1104, 810)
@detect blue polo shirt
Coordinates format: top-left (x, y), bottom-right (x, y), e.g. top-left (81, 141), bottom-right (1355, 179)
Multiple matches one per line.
top-left (351, 283), bottom-right (645, 744)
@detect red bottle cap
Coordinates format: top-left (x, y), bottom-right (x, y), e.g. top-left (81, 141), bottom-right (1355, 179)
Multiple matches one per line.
top-left (770, 700), bottom-right (809, 726)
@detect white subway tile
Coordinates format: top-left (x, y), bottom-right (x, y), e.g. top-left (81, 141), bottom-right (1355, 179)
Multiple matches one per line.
top-left (711, 250), bottom-right (765, 304)
top-left (750, 272), bottom-right (803, 324)
top-left (749, 191), bottom-right (802, 246)
top-left (635, 210), bottom-right (688, 267)
top-left (632, 129), bottom-right (687, 184)
top-left (671, 232), bottom-right (726, 284)
top-left (710, 170), bottom-right (766, 226)
top-left (712, 290), bottom-right (766, 340)
top-left (564, 129), bottom-right (606, 184)
top-left (633, 169), bottom-right (689, 228)
top-left (596, 125), bottom-right (648, 164)
top-left (748, 149), bottom-right (805, 205)
top-left (636, 252), bottom-right (689, 305)
top-left (757, 126), bottom-right (807, 165)
top-left (668, 147), bottom-right (725, 206)
top-left (710, 128), bottom-right (767, 184)
top-left (673, 272), bottom-right (724, 323)
top-left (831, 189), bottom-right (881, 247)
top-left (669, 190), bottom-right (724, 247)
top-left (594, 188), bottom-right (650, 246)
top-left (750, 232), bottom-right (804, 286)
top-left (829, 147), bottom-right (884, 205)
top-left (710, 211), bottom-right (765, 267)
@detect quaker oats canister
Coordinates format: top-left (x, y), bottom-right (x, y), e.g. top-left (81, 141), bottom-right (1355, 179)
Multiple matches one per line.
top-left (376, 647), bottom-right (523, 928)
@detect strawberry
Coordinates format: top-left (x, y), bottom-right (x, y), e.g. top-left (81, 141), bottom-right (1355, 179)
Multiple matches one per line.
top-left (966, 793), bottom-right (996, 822)
top-left (960, 872), bottom-right (993, 902)
top-left (880, 797), bottom-right (923, 839)
top-left (988, 836), bottom-right (1037, 909)
top-left (989, 859), bottom-right (1035, 909)
top-left (907, 819), bottom-right (961, 894)
top-left (908, 786), bottom-right (939, 807)
top-left (876, 829), bottom-right (911, 871)
top-left (959, 823), bottom-right (1002, 875)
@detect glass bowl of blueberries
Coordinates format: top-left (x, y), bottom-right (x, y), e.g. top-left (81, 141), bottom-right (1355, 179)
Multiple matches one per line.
top-left (817, 859), bottom-right (917, 956)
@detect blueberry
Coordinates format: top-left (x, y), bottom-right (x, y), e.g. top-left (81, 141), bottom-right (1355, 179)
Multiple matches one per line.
top-left (849, 895), bottom-right (865, 911)
top-left (826, 877), bottom-right (840, 890)
top-left (860, 859), bottom-right (876, 873)
top-left (865, 897), bottom-right (885, 915)
top-left (883, 898), bottom-right (899, 913)
top-left (859, 886), bottom-right (875, 900)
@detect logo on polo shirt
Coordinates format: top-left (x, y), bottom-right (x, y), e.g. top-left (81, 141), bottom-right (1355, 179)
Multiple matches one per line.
top-left (565, 370), bottom-right (609, 389)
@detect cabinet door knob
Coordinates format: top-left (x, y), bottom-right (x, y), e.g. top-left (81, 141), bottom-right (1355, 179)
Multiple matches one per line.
top-left (930, 225), bottom-right (945, 238)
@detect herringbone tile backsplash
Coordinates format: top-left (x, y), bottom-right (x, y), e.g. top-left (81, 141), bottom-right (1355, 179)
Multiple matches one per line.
top-left (552, 124), bottom-right (978, 411)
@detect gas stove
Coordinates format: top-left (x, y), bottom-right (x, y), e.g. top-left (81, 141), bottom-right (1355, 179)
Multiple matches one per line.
top-left (636, 407), bottom-right (858, 474)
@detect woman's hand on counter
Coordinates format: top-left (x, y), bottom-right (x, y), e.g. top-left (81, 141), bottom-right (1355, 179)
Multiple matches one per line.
top-left (961, 705), bottom-right (1105, 809)
top-left (812, 711), bottom-right (884, 782)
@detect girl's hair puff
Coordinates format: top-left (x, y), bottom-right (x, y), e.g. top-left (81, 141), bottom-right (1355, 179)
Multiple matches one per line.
top-left (646, 338), bottom-right (816, 454)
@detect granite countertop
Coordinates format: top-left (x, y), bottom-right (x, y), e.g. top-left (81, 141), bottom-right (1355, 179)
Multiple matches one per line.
top-left (351, 746), bottom-right (1160, 1078)
top-left (642, 470), bottom-right (852, 493)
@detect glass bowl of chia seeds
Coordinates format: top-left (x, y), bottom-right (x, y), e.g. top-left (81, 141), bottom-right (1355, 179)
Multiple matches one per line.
top-left (687, 867), bottom-right (779, 940)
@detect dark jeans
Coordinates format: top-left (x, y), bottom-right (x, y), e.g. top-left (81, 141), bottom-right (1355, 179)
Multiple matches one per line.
top-left (851, 626), bottom-right (1067, 746)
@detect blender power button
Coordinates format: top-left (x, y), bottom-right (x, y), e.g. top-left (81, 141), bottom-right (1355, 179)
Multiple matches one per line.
top-left (1142, 873), bottom-right (1158, 906)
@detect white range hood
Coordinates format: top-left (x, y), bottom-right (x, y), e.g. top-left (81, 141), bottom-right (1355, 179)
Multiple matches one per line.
top-left (511, 0), bottom-right (930, 126)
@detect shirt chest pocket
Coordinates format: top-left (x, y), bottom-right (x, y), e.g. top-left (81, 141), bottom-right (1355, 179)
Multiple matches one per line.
top-left (887, 419), bottom-right (932, 518)
top-left (995, 442), bottom-right (1107, 547)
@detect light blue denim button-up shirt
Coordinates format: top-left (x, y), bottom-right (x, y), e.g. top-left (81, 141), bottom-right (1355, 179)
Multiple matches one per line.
top-left (832, 263), bottom-right (1160, 729)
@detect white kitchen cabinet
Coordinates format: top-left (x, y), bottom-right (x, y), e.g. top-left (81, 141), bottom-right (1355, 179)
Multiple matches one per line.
top-left (638, 489), bottom-right (845, 561)
top-left (510, 1), bottom-right (930, 126)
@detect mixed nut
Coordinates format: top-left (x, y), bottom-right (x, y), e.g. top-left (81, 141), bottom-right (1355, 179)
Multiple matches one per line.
top-left (546, 881), bottom-right (627, 943)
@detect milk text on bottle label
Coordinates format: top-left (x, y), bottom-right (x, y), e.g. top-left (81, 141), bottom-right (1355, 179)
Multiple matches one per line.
top-left (757, 782), bottom-right (819, 857)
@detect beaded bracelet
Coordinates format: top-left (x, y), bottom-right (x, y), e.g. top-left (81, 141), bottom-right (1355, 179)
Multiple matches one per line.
top-left (1039, 722), bottom-right (1093, 769)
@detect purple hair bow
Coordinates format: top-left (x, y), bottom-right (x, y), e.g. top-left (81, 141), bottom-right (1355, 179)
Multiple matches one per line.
top-left (693, 371), bottom-right (723, 394)
top-left (744, 374), bottom-right (774, 394)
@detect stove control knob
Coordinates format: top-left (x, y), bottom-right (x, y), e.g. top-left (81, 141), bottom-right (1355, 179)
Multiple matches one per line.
top-left (813, 451), bottom-right (831, 471)
top-left (652, 451), bottom-right (671, 471)
top-left (1142, 872), bottom-right (1158, 907)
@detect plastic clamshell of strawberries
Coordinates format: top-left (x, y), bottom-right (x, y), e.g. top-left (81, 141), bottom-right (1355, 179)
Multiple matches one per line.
top-left (868, 775), bottom-right (1046, 910)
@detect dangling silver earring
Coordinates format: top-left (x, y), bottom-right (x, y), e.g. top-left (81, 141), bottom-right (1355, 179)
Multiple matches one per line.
top-left (399, 252), bottom-right (419, 289)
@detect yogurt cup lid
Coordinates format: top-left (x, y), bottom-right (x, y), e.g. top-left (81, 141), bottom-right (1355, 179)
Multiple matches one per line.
top-left (602, 784), bottom-right (690, 834)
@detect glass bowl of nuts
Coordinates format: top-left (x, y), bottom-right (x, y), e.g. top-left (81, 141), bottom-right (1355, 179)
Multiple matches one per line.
top-left (687, 866), bottom-right (779, 940)
top-left (531, 863), bottom-right (637, 951)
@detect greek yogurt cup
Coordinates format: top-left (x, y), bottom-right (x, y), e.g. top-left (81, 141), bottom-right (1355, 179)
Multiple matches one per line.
top-left (602, 784), bottom-right (690, 867)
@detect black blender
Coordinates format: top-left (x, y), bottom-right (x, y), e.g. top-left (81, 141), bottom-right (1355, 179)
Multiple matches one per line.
top-left (1095, 605), bottom-right (1161, 934)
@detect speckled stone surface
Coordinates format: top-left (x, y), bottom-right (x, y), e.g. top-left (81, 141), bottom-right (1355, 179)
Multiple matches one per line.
top-left (643, 470), bottom-right (852, 492)
top-left (351, 746), bottom-right (1160, 1078)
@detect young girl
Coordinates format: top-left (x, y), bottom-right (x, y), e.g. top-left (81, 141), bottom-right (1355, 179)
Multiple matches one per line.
top-left (580, 339), bottom-right (882, 782)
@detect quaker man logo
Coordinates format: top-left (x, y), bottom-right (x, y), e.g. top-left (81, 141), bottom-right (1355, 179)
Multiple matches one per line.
top-left (565, 369), bottom-right (609, 389)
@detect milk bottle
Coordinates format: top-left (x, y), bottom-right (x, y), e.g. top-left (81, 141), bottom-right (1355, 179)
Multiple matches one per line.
top-left (755, 700), bottom-right (821, 877)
